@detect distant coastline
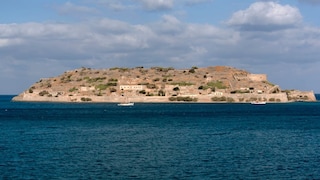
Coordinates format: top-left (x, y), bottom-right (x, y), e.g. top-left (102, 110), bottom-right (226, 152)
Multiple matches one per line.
top-left (12, 66), bottom-right (317, 103)
top-left (2, 94), bottom-right (319, 103)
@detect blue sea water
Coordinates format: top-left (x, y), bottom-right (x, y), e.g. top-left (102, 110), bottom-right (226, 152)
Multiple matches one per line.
top-left (1, 95), bottom-right (320, 179)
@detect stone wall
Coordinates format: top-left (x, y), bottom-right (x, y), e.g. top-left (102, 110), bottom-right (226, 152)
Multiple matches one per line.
top-left (227, 93), bottom-right (288, 102)
top-left (247, 74), bottom-right (267, 81)
top-left (287, 90), bottom-right (316, 101)
top-left (119, 85), bottom-right (144, 91)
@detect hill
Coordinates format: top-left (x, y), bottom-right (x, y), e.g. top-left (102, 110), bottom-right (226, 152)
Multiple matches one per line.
top-left (12, 66), bottom-right (316, 103)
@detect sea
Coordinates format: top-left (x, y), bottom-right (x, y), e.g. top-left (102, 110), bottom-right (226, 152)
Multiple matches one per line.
top-left (1, 95), bottom-right (320, 179)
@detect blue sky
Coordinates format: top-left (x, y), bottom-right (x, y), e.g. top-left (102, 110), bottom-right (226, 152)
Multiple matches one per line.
top-left (1, 0), bottom-right (320, 94)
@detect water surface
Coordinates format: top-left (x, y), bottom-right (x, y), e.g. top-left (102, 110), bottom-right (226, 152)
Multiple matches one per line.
top-left (1, 95), bottom-right (320, 179)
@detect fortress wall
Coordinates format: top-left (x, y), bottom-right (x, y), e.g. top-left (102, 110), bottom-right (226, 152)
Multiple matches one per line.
top-left (288, 90), bottom-right (316, 101)
top-left (12, 90), bottom-right (315, 103)
top-left (225, 93), bottom-right (288, 102)
top-left (248, 74), bottom-right (267, 81)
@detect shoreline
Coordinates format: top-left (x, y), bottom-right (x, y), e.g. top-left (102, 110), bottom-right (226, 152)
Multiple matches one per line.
top-left (11, 66), bottom-right (318, 103)
top-left (11, 95), bottom-right (317, 104)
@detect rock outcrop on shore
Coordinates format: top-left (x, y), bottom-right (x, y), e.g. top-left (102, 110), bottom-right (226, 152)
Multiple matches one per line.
top-left (12, 66), bottom-right (316, 103)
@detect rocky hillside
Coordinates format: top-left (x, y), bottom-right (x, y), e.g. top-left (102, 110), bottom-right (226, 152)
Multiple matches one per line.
top-left (12, 66), bottom-right (316, 103)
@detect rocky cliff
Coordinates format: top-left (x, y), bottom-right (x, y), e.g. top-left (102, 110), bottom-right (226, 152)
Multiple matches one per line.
top-left (12, 66), bottom-right (316, 103)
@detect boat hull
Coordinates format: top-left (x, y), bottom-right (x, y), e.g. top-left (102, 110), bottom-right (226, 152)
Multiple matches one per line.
top-left (251, 101), bottom-right (266, 105)
top-left (117, 102), bottom-right (134, 106)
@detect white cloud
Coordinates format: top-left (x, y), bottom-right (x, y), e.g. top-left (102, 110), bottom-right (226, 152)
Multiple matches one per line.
top-left (1, 13), bottom-right (319, 69)
top-left (227, 2), bottom-right (303, 31)
top-left (57, 2), bottom-right (99, 16)
top-left (136, 0), bottom-right (174, 10)
top-left (88, 0), bottom-right (132, 11)
top-left (2, 1), bottom-right (320, 93)
top-left (152, 15), bottom-right (184, 34)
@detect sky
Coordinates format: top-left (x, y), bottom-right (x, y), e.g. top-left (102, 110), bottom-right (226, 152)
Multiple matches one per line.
top-left (1, 0), bottom-right (320, 94)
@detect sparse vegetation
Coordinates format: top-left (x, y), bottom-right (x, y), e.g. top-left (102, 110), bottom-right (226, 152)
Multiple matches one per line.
top-left (95, 84), bottom-right (108, 91)
top-left (14, 66), bottom-right (315, 103)
top-left (106, 82), bottom-right (117, 86)
top-left (153, 78), bottom-right (160, 82)
top-left (211, 96), bottom-right (236, 102)
top-left (139, 90), bottom-right (146, 94)
top-left (86, 77), bottom-right (106, 83)
top-left (110, 67), bottom-right (129, 72)
top-left (69, 87), bottom-right (78, 92)
top-left (207, 81), bottom-right (227, 89)
top-left (169, 96), bottom-right (198, 102)
top-left (151, 67), bottom-right (174, 72)
top-left (170, 82), bottom-right (194, 86)
top-left (81, 97), bottom-right (92, 102)
top-left (158, 90), bottom-right (165, 96)
top-left (108, 78), bottom-right (118, 82)
top-left (189, 68), bottom-right (195, 73)
top-left (146, 84), bottom-right (157, 89)
top-left (28, 86), bottom-right (35, 93)
top-left (39, 90), bottom-right (49, 96)
top-left (211, 96), bottom-right (227, 101)
top-left (173, 87), bottom-right (180, 91)
top-left (109, 88), bottom-right (117, 93)
top-left (198, 85), bottom-right (209, 90)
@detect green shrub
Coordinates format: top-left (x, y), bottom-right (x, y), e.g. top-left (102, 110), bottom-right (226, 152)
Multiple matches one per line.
top-left (211, 96), bottom-right (227, 101)
top-left (171, 82), bottom-right (194, 86)
top-left (139, 90), bottom-right (146, 94)
top-left (110, 67), bottom-right (129, 72)
top-left (207, 81), bottom-right (227, 89)
top-left (81, 97), bottom-right (92, 102)
top-left (69, 87), bottom-right (78, 92)
top-left (108, 78), bottom-right (118, 82)
top-left (109, 88), bottom-right (117, 93)
top-left (95, 84), bottom-right (108, 90)
top-left (153, 78), bottom-right (160, 82)
top-left (147, 84), bottom-right (156, 89)
top-left (87, 77), bottom-right (106, 83)
top-left (158, 90), bottom-right (165, 96)
top-left (96, 92), bottom-right (103, 96)
top-left (226, 97), bottom-right (235, 102)
top-left (198, 85), bottom-right (209, 90)
top-left (39, 90), bottom-right (49, 96)
top-left (249, 97), bottom-right (258, 101)
top-left (146, 92), bottom-right (154, 96)
top-left (269, 98), bottom-right (275, 102)
top-left (106, 82), bottom-right (117, 86)
top-left (189, 68), bottom-right (195, 73)
top-left (169, 96), bottom-right (198, 102)
top-left (151, 67), bottom-right (174, 72)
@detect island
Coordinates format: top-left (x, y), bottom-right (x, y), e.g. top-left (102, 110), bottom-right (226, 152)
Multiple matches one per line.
top-left (12, 66), bottom-right (316, 103)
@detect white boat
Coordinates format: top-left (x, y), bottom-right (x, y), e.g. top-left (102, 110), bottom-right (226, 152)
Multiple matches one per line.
top-left (117, 97), bottom-right (134, 106)
top-left (117, 102), bottom-right (134, 106)
top-left (251, 101), bottom-right (266, 105)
